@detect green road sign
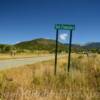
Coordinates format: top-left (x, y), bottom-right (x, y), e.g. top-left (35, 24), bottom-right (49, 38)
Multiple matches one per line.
top-left (54, 23), bottom-right (75, 75)
top-left (55, 24), bottom-right (75, 30)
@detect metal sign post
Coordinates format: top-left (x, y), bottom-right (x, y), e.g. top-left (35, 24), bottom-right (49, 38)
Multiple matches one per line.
top-left (54, 24), bottom-right (75, 75)
top-left (68, 29), bottom-right (73, 72)
top-left (54, 29), bottom-right (59, 75)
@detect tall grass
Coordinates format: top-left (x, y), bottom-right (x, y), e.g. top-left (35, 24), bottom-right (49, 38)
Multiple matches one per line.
top-left (0, 54), bottom-right (100, 100)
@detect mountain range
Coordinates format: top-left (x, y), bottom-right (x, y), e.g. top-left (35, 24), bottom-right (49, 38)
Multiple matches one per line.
top-left (0, 38), bottom-right (100, 53)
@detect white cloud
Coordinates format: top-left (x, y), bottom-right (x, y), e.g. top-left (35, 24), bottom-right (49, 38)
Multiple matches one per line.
top-left (15, 41), bottom-right (21, 44)
top-left (59, 33), bottom-right (68, 40)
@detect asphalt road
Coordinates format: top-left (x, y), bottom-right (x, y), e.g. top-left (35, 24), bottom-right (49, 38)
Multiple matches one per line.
top-left (0, 55), bottom-right (63, 70)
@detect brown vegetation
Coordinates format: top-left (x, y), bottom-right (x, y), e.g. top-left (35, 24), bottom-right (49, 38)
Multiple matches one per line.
top-left (0, 54), bottom-right (100, 100)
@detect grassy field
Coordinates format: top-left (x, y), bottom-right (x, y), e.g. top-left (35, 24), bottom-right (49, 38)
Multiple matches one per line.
top-left (0, 52), bottom-right (51, 60)
top-left (0, 54), bottom-right (100, 100)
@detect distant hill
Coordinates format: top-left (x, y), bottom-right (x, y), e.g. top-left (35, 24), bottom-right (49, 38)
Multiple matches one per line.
top-left (83, 42), bottom-right (100, 49)
top-left (15, 38), bottom-right (67, 52)
top-left (0, 38), bottom-right (100, 53)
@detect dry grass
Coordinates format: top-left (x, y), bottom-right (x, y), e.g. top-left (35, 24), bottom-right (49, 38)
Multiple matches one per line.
top-left (0, 52), bottom-right (51, 60)
top-left (0, 54), bottom-right (100, 100)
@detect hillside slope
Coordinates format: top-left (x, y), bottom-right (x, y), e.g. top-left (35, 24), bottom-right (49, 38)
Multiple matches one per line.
top-left (15, 38), bottom-right (67, 52)
top-left (0, 38), bottom-right (100, 53)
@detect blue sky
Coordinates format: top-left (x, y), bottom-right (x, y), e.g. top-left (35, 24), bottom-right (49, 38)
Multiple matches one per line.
top-left (0, 0), bottom-right (100, 44)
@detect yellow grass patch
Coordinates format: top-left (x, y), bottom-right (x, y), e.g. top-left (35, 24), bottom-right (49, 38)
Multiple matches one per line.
top-left (0, 54), bottom-right (100, 100)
